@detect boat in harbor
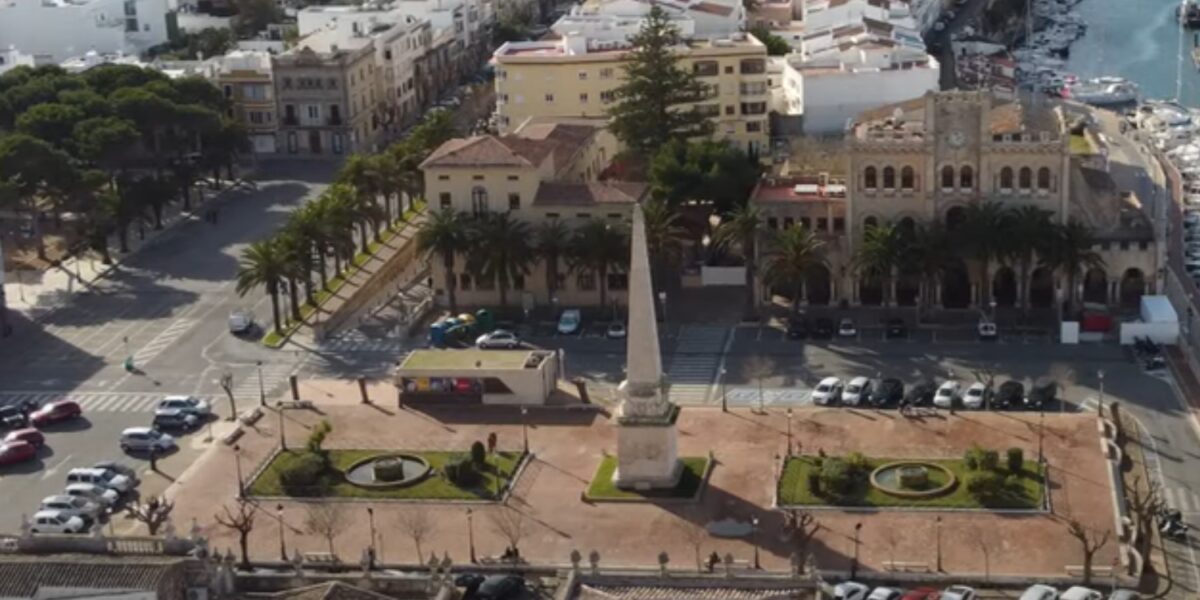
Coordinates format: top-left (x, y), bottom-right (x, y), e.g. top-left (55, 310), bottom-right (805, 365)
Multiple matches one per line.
top-left (1180, 0), bottom-right (1200, 27)
top-left (1060, 76), bottom-right (1140, 105)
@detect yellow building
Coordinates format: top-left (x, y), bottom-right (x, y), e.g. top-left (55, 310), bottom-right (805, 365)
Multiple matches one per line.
top-left (212, 51), bottom-right (277, 154)
top-left (491, 32), bottom-right (771, 155)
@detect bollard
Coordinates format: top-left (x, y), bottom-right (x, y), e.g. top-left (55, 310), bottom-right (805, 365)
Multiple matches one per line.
top-left (358, 377), bottom-right (370, 404)
top-left (289, 375), bottom-right (299, 401)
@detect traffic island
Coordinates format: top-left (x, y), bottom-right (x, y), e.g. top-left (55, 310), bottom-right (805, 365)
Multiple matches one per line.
top-left (247, 448), bottom-right (527, 501)
top-left (584, 455), bottom-right (711, 502)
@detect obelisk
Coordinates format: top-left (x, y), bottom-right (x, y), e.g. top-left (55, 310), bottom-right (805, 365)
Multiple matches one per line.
top-left (614, 202), bottom-right (682, 490)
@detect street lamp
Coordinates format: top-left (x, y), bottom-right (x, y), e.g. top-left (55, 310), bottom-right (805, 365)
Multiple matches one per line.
top-left (935, 516), bottom-right (942, 572)
top-left (276, 503), bottom-right (287, 561)
top-left (233, 444), bottom-right (245, 499)
top-left (467, 508), bottom-right (477, 563)
top-left (851, 522), bottom-right (862, 579)
top-left (720, 367), bottom-right (728, 412)
top-left (751, 516), bottom-right (761, 569)
top-left (989, 299), bottom-right (997, 321)
top-left (1097, 369), bottom-right (1106, 413)
top-left (278, 403), bottom-right (287, 451)
top-left (257, 361), bottom-right (266, 407)
top-left (367, 507), bottom-right (377, 568)
top-left (520, 406), bottom-right (529, 453)
top-left (786, 408), bottom-right (794, 456)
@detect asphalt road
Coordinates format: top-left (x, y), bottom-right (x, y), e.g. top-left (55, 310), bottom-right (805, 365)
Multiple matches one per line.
top-left (0, 160), bottom-right (337, 528)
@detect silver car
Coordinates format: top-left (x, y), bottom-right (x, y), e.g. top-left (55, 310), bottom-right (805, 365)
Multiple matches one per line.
top-left (119, 427), bottom-right (176, 454)
top-left (39, 494), bottom-right (102, 522)
top-left (64, 483), bottom-right (120, 508)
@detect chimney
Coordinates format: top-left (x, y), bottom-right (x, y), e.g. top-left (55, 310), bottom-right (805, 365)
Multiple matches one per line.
top-left (563, 32), bottom-right (588, 55)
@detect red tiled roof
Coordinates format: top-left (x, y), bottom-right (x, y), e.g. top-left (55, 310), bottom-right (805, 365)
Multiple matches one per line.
top-left (532, 182), bottom-right (648, 206)
top-left (691, 1), bottom-right (735, 15)
top-left (421, 123), bottom-right (600, 173)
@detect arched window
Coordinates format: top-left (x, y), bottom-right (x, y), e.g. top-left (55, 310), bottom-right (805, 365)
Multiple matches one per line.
top-left (1019, 167), bottom-right (1033, 189)
top-left (901, 166), bottom-right (915, 190)
top-left (883, 166), bottom-right (896, 189)
top-left (864, 166), bottom-right (877, 190)
top-left (471, 186), bottom-right (488, 215)
top-left (864, 216), bottom-right (878, 231)
top-left (941, 165), bottom-right (954, 189)
top-left (999, 167), bottom-right (1014, 190)
top-left (1037, 167), bottom-right (1051, 190)
top-left (960, 165), bottom-right (974, 189)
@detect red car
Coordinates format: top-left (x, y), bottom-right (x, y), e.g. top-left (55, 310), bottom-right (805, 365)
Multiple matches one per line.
top-left (0, 441), bottom-right (35, 465)
top-left (30, 401), bottom-right (82, 427)
top-left (3, 428), bottom-right (44, 448)
top-left (901, 589), bottom-right (941, 600)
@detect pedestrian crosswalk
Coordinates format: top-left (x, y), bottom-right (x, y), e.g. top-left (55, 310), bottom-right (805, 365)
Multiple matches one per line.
top-left (129, 318), bottom-right (198, 366)
top-left (319, 332), bottom-right (407, 353)
top-left (667, 326), bottom-right (729, 405)
top-left (0, 391), bottom-right (214, 414)
top-left (721, 386), bottom-right (813, 408)
top-left (1163, 487), bottom-right (1200, 514)
top-left (231, 364), bottom-right (295, 405)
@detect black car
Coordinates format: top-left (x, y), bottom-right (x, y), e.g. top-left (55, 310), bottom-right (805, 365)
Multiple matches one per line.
top-left (812, 318), bottom-right (835, 339)
top-left (477, 575), bottom-right (526, 600)
top-left (152, 408), bottom-right (200, 431)
top-left (870, 378), bottom-right (904, 407)
top-left (995, 380), bottom-right (1025, 409)
top-left (885, 318), bottom-right (908, 339)
top-left (1026, 379), bottom-right (1057, 409)
top-left (0, 405), bottom-right (27, 429)
top-left (455, 574), bottom-right (486, 598)
top-left (786, 318), bottom-right (809, 339)
top-left (904, 380), bottom-right (937, 405)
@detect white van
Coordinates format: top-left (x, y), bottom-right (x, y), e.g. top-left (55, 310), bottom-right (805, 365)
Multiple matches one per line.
top-left (933, 381), bottom-right (961, 409)
top-left (65, 468), bottom-right (132, 494)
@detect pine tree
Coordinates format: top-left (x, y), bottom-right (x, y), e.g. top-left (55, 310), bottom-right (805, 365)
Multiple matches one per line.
top-left (607, 6), bottom-right (713, 158)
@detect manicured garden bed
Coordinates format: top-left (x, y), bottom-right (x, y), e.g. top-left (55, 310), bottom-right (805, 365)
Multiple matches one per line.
top-left (777, 455), bottom-right (1044, 510)
top-left (248, 449), bottom-right (522, 500)
top-left (585, 456), bottom-right (710, 501)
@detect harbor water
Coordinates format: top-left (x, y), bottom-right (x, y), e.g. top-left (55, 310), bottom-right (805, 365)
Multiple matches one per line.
top-left (1064, 0), bottom-right (1200, 105)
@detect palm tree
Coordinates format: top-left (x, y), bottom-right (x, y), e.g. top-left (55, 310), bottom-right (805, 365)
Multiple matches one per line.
top-left (902, 222), bottom-right (951, 316)
top-left (535, 220), bottom-right (572, 305)
top-left (338, 154), bottom-right (389, 229)
top-left (853, 223), bottom-right (903, 306)
top-left (569, 220), bottom-right (629, 308)
top-left (288, 203), bottom-right (328, 294)
top-left (276, 229), bottom-right (310, 322)
top-left (1042, 219), bottom-right (1105, 314)
top-left (641, 198), bottom-right (690, 293)
top-left (314, 191), bottom-right (356, 275)
top-left (1001, 206), bottom-right (1055, 312)
top-left (959, 201), bottom-right (1008, 306)
top-left (713, 204), bottom-right (766, 318)
top-left (236, 238), bottom-right (289, 335)
top-left (761, 226), bottom-right (827, 313)
top-left (416, 208), bottom-right (470, 313)
top-left (385, 142), bottom-right (423, 214)
top-left (466, 213), bottom-right (534, 306)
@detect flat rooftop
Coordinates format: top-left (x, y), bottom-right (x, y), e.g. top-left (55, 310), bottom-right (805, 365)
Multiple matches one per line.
top-left (400, 349), bottom-right (535, 370)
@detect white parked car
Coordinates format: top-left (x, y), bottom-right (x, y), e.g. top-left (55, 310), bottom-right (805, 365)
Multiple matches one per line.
top-left (66, 467), bottom-right (133, 494)
top-left (39, 494), bottom-right (102, 522)
top-left (963, 382), bottom-right (988, 409)
top-left (934, 380), bottom-right (961, 408)
top-left (606, 322), bottom-right (627, 339)
top-left (940, 586), bottom-right (978, 600)
top-left (841, 377), bottom-right (871, 406)
top-left (64, 482), bottom-right (120, 507)
top-left (1019, 585), bottom-right (1059, 600)
top-left (158, 395), bottom-right (210, 417)
top-left (833, 582), bottom-right (870, 600)
top-left (867, 588), bottom-right (902, 600)
top-left (1060, 587), bottom-right (1101, 600)
top-left (978, 320), bottom-right (998, 340)
top-left (557, 309), bottom-right (582, 335)
top-left (119, 427), bottom-right (176, 454)
top-left (228, 310), bottom-right (254, 334)
top-left (812, 377), bottom-right (844, 406)
top-left (838, 318), bottom-right (857, 337)
top-left (30, 510), bottom-right (88, 534)
top-left (475, 330), bottom-right (521, 349)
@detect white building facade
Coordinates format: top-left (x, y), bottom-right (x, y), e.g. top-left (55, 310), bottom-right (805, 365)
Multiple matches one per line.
top-left (0, 0), bottom-right (171, 64)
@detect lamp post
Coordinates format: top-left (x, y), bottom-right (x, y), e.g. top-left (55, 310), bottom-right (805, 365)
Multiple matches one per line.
top-left (257, 361), bottom-right (266, 407)
top-left (233, 444), bottom-right (245, 499)
top-left (278, 403), bottom-right (287, 451)
top-left (786, 408), bottom-right (794, 456)
top-left (467, 508), bottom-right (477, 563)
top-left (520, 406), bottom-right (529, 453)
top-left (1038, 406), bottom-right (1045, 463)
top-left (1097, 369), bottom-right (1106, 413)
top-left (851, 522), bottom-right (862, 579)
top-left (276, 503), bottom-right (287, 561)
top-left (935, 516), bottom-right (942, 572)
top-left (751, 516), bottom-right (761, 569)
top-left (367, 507), bottom-right (377, 567)
top-left (658, 291), bottom-right (668, 332)
top-left (989, 299), bottom-right (997, 322)
top-left (720, 367), bottom-right (728, 412)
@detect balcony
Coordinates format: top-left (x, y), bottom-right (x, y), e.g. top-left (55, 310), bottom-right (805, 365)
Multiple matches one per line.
top-left (328, 115), bottom-right (343, 126)
top-left (739, 59), bottom-right (766, 75)
top-left (739, 82), bottom-right (767, 96)
top-left (283, 116), bottom-right (298, 126)
top-left (740, 102), bottom-right (767, 116)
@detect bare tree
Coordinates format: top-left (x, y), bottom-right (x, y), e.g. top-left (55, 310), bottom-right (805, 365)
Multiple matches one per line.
top-left (213, 500), bottom-right (256, 569)
top-left (971, 364), bottom-right (1000, 410)
top-left (670, 512), bottom-right (709, 572)
top-left (398, 507), bottom-right (437, 564)
top-left (971, 525), bottom-right (993, 581)
top-left (219, 372), bottom-right (238, 421)
top-left (304, 502), bottom-right (348, 558)
top-left (1064, 519), bottom-right (1111, 585)
top-left (743, 355), bottom-right (776, 413)
top-left (1126, 475), bottom-right (1164, 551)
top-left (489, 507), bottom-right (532, 558)
top-left (881, 527), bottom-right (900, 570)
top-left (125, 496), bottom-right (175, 536)
top-left (786, 510), bottom-right (821, 573)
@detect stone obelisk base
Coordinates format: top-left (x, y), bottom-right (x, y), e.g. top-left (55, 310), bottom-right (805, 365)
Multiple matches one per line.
top-left (614, 405), bottom-right (682, 490)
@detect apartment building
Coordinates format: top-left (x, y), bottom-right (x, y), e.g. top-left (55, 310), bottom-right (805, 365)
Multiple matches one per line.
top-left (562, 0), bottom-right (746, 38)
top-left (272, 30), bottom-right (379, 156)
top-left (212, 51), bottom-right (277, 154)
top-left (493, 32), bottom-right (771, 155)
top-left (420, 118), bottom-right (648, 308)
top-left (0, 0), bottom-right (170, 64)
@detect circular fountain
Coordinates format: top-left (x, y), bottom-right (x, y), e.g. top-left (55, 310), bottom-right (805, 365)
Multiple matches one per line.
top-left (869, 461), bottom-right (957, 498)
top-left (344, 454), bottom-right (432, 489)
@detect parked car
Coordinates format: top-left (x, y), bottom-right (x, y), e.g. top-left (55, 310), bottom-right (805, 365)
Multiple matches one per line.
top-left (0, 405), bottom-right (28, 429)
top-left (1107, 590), bottom-right (1140, 600)
top-left (995, 380), bottom-right (1026, 409)
top-left (557, 309), bottom-right (582, 335)
top-left (812, 377), bottom-right (844, 405)
top-left (940, 586), bottom-right (978, 600)
top-left (153, 408), bottom-right (200, 431)
top-left (870, 378), bottom-right (904, 407)
top-left (1061, 587), bottom-right (1102, 600)
top-left (0, 440), bottom-right (36, 466)
top-left (813, 318), bottom-right (836, 339)
top-left (885, 318), bottom-right (907, 339)
top-left (4, 427), bottom-right (44, 448)
top-left (119, 428), bottom-right (176, 454)
top-left (963, 381), bottom-right (989, 409)
top-left (606, 323), bottom-right (627, 339)
top-left (157, 395), bottom-right (210, 417)
top-left (905, 380), bottom-right (937, 405)
top-left (30, 400), bottom-right (82, 427)
top-left (228, 310), bottom-right (254, 334)
top-left (1019, 585), bottom-right (1060, 600)
top-left (476, 575), bottom-right (526, 600)
top-left (92, 461), bottom-right (139, 483)
top-left (1027, 379), bottom-right (1058, 409)
top-left (841, 377), bottom-right (872, 406)
top-left (64, 483), bottom-right (120, 507)
top-left (838, 318), bottom-right (858, 337)
top-left (933, 380), bottom-right (961, 408)
top-left (978, 320), bottom-right (998, 340)
top-left (39, 494), bottom-right (102, 523)
top-left (867, 588), bottom-right (902, 600)
top-left (66, 467), bottom-right (133, 494)
top-left (30, 510), bottom-right (88, 534)
top-left (475, 330), bottom-right (521, 349)
top-left (786, 318), bottom-right (808, 339)
top-left (833, 582), bottom-right (870, 600)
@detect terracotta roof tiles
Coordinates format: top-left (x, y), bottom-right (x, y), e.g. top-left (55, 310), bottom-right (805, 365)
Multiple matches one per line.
top-left (532, 182), bottom-right (648, 206)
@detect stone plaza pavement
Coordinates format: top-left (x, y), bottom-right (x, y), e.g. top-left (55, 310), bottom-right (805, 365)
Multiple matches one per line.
top-left (159, 379), bottom-right (1117, 577)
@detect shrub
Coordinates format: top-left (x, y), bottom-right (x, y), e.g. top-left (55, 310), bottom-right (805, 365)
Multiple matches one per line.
top-left (1006, 447), bottom-right (1025, 473)
top-left (963, 445), bottom-right (986, 470)
top-left (845, 451), bottom-right (869, 473)
top-left (444, 458), bottom-right (481, 487)
top-left (306, 420), bottom-right (333, 457)
top-left (279, 452), bottom-right (326, 492)
top-left (966, 471), bottom-right (1005, 502)
top-left (470, 441), bottom-right (487, 467)
top-left (980, 449), bottom-right (1000, 471)
top-left (807, 471), bottom-right (821, 495)
top-left (819, 457), bottom-right (854, 497)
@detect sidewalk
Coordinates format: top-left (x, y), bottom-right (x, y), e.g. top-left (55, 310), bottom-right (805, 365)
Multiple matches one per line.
top-left (2, 184), bottom-right (236, 323)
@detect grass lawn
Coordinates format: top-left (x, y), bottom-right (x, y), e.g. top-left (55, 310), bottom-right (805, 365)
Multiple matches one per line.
top-left (586, 456), bottom-right (709, 500)
top-left (248, 449), bottom-right (523, 500)
top-left (777, 456), bottom-right (1045, 510)
top-left (1070, 133), bottom-right (1095, 155)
